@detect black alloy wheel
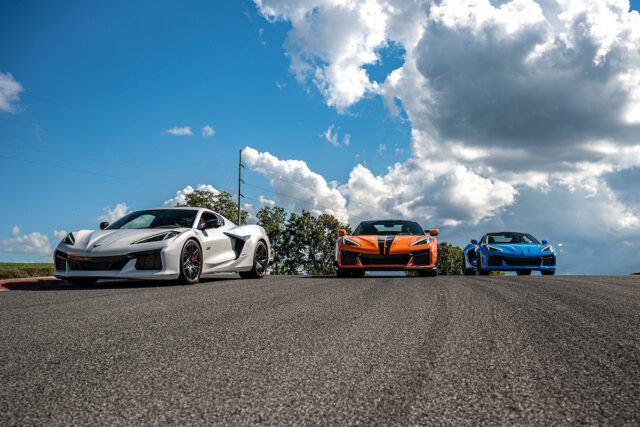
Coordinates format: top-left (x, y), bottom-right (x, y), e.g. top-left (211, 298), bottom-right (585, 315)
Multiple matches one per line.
top-left (178, 240), bottom-right (202, 285)
top-left (240, 241), bottom-right (268, 279)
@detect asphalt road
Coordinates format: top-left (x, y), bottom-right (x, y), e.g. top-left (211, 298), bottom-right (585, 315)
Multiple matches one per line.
top-left (1, 275), bottom-right (639, 425)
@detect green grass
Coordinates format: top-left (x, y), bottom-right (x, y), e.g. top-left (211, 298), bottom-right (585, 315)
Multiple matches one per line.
top-left (0, 263), bottom-right (54, 280)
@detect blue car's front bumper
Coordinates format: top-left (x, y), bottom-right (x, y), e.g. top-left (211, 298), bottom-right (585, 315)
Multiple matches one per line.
top-left (479, 251), bottom-right (556, 272)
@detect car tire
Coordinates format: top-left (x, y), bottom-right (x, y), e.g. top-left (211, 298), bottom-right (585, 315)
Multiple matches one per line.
top-left (541, 270), bottom-right (555, 276)
top-left (463, 253), bottom-right (476, 275)
top-left (239, 241), bottom-right (268, 279)
top-left (418, 269), bottom-right (437, 277)
top-left (66, 278), bottom-right (97, 286)
top-left (177, 239), bottom-right (202, 285)
top-left (517, 270), bottom-right (532, 276)
top-left (477, 252), bottom-right (490, 275)
top-left (336, 269), bottom-right (352, 278)
top-left (351, 270), bottom-right (366, 278)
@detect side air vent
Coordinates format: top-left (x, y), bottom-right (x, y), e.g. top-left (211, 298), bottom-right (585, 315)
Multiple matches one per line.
top-left (341, 251), bottom-right (359, 266)
top-left (135, 250), bottom-right (162, 270)
top-left (488, 255), bottom-right (502, 266)
top-left (54, 251), bottom-right (67, 271)
top-left (542, 255), bottom-right (555, 266)
top-left (411, 250), bottom-right (430, 265)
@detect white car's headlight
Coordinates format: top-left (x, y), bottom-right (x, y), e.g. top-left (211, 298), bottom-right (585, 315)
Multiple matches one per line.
top-left (132, 231), bottom-right (181, 244)
top-left (410, 236), bottom-right (432, 246)
top-left (62, 233), bottom-right (75, 245)
top-left (341, 237), bottom-right (361, 246)
top-left (483, 244), bottom-right (503, 252)
top-left (541, 245), bottom-right (553, 252)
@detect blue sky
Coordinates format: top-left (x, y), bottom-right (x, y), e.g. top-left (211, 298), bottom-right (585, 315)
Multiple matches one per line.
top-left (1, 0), bottom-right (640, 274)
top-left (0, 0), bottom-right (408, 251)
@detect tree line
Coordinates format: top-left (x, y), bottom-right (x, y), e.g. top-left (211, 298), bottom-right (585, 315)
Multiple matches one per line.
top-left (180, 189), bottom-right (466, 275)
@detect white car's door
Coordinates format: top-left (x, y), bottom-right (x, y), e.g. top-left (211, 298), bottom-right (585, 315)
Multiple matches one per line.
top-left (199, 214), bottom-right (236, 267)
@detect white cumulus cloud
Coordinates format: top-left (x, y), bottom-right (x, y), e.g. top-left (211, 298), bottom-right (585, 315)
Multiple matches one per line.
top-left (259, 195), bottom-right (276, 207)
top-left (0, 231), bottom-right (52, 259)
top-left (202, 125), bottom-right (215, 137)
top-left (11, 226), bottom-right (19, 236)
top-left (0, 71), bottom-right (23, 113)
top-left (163, 184), bottom-right (220, 207)
top-left (254, 0), bottom-right (640, 192)
top-left (253, 0), bottom-right (640, 272)
top-left (53, 230), bottom-right (67, 240)
top-left (98, 203), bottom-right (130, 224)
top-left (323, 124), bottom-right (351, 147)
top-left (163, 126), bottom-right (194, 136)
top-left (243, 146), bottom-right (349, 223)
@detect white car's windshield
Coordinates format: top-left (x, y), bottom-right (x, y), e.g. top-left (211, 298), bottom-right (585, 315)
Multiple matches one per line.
top-left (106, 209), bottom-right (197, 230)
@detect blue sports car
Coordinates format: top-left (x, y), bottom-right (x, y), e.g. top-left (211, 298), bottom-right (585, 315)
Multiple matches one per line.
top-left (463, 231), bottom-right (556, 276)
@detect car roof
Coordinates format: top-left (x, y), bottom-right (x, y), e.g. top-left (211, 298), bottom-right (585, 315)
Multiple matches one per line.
top-left (358, 219), bottom-right (420, 223)
top-left (140, 207), bottom-right (206, 212)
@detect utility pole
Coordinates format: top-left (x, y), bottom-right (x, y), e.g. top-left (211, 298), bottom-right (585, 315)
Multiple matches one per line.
top-left (237, 149), bottom-right (244, 225)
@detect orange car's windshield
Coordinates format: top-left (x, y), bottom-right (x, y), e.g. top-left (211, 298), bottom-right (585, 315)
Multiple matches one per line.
top-left (353, 220), bottom-right (424, 236)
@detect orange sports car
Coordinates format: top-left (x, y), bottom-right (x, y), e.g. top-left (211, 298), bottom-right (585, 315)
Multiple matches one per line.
top-left (335, 219), bottom-right (439, 277)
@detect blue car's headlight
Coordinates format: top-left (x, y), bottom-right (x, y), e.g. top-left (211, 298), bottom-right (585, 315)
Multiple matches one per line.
top-left (62, 233), bottom-right (75, 245)
top-left (132, 231), bottom-right (181, 244)
top-left (483, 244), bottom-right (503, 252)
top-left (541, 245), bottom-right (553, 252)
top-left (410, 236), bottom-right (432, 246)
top-left (341, 237), bottom-right (361, 246)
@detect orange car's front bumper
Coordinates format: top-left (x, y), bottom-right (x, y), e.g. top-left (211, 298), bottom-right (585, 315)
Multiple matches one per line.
top-left (335, 247), bottom-right (436, 271)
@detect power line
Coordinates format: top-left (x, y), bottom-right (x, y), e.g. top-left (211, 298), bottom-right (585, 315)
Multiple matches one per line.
top-left (20, 91), bottom-right (362, 195)
top-left (22, 92), bottom-right (132, 124)
top-left (22, 90), bottom-right (364, 185)
top-left (0, 152), bottom-right (366, 224)
top-left (17, 91), bottom-right (370, 215)
top-left (0, 141), bottom-right (215, 181)
top-left (22, 92), bottom-right (357, 185)
top-left (0, 117), bottom-right (236, 169)
top-left (0, 154), bottom-right (179, 189)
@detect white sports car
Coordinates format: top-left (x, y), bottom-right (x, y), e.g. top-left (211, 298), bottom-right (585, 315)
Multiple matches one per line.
top-left (53, 207), bottom-right (271, 285)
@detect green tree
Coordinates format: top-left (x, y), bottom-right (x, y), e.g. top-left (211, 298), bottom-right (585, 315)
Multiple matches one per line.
top-left (309, 213), bottom-right (350, 275)
top-left (178, 189), bottom-right (248, 225)
top-left (256, 206), bottom-right (288, 274)
top-left (256, 207), bottom-right (351, 275)
top-left (437, 241), bottom-right (464, 275)
top-left (282, 211), bottom-right (316, 275)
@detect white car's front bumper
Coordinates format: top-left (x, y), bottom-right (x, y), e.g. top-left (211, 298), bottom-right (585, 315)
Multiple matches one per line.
top-left (53, 246), bottom-right (181, 281)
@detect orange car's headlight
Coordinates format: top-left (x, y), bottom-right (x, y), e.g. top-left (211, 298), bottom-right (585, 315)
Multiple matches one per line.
top-left (409, 236), bottom-right (432, 246)
top-left (341, 237), bottom-right (361, 246)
